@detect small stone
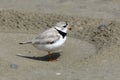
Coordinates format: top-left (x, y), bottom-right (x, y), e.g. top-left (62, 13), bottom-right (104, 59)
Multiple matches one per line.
top-left (10, 64), bottom-right (18, 69)
top-left (56, 72), bottom-right (61, 76)
top-left (97, 24), bottom-right (107, 29)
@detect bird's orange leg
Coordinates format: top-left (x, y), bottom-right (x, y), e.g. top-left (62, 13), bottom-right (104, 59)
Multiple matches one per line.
top-left (48, 52), bottom-right (57, 61)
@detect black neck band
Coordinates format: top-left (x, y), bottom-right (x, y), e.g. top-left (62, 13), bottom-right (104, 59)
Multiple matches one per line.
top-left (55, 28), bottom-right (67, 38)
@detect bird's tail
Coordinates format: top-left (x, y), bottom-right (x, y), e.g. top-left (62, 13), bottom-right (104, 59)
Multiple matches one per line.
top-left (19, 40), bottom-right (32, 45)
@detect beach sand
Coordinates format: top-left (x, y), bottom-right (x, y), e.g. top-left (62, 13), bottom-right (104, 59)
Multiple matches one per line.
top-left (0, 0), bottom-right (120, 80)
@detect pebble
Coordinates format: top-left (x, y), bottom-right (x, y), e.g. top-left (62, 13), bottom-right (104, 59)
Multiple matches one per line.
top-left (10, 64), bottom-right (18, 69)
top-left (56, 72), bottom-right (61, 76)
top-left (97, 24), bottom-right (107, 29)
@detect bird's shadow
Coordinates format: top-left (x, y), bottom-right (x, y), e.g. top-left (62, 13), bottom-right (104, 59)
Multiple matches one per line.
top-left (16, 52), bottom-right (61, 61)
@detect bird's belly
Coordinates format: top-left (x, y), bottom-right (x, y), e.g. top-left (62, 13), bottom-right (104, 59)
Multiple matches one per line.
top-left (46, 37), bottom-right (66, 50)
top-left (33, 37), bottom-right (66, 51)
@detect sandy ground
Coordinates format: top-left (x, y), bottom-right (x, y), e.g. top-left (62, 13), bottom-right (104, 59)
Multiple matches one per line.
top-left (1, 0), bottom-right (120, 21)
top-left (0, 0), bottom-right (120, 80)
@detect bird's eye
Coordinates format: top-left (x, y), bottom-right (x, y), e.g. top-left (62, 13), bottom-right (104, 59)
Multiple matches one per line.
top-left (63, 25), bottom-right (66, 28)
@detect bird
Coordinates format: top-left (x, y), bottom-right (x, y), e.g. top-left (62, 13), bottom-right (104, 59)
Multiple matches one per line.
top-left (19, 21), bottom-right (71, 61)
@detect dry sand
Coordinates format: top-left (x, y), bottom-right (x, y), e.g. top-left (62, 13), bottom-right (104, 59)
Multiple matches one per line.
top-left (0, 0), bottom-right (120, 80)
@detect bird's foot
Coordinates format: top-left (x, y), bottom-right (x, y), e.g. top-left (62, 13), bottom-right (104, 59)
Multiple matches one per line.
top-left (48, 58), bottom-right (57, 62)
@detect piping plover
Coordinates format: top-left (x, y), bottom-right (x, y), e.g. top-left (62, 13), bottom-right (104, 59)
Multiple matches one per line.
top-left (19, 21), bottom-right (71, 61)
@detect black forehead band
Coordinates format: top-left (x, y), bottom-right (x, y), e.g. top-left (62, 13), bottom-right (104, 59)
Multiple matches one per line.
top-left (66, 21), bottom-right (68, 26)
top-left (63, 21), bottom-right (68, 28)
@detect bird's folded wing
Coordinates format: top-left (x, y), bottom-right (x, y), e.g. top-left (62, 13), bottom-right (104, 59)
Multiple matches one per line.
top-left (32, 29), bottom-right (60, 44)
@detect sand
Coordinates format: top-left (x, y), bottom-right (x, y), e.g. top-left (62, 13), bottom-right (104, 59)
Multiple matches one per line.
top-left (0, 0), bottom-right (120, 80)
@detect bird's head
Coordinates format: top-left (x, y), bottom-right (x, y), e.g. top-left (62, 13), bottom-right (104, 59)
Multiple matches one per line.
top-left (55, 21), bottom-right (71, 33)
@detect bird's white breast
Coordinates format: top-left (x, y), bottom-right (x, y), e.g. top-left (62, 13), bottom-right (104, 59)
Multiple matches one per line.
top-left (33, 36), bottom-right (67, 52)
top-left (45, 36), bottom-right (66, 51)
